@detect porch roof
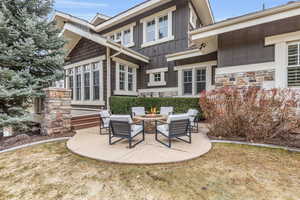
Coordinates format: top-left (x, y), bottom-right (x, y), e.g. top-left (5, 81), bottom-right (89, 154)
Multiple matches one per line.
top-left (61, 22), bottom-right (150, 64)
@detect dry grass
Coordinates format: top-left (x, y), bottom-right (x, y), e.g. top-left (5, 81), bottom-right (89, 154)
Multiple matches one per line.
top-left (0, 142), bottom-right (299, 200)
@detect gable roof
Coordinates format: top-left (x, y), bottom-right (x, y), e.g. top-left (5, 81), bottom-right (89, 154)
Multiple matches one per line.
top-left (190, 1), bottom-right (300, 41)
top-left (90, 13), bottom-right (111, 25)
top-left (61, 22), bottom-right (149, 63)
top-left (54, 0), bottom-right (214, 33)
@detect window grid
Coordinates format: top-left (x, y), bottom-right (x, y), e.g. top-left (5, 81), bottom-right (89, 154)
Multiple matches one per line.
top-left (183, 70), bottom-right (193, 95)
top-left (75, 67), bottom-right (81, 101)
top-left (288, 43), bottom-right (300, 87)
top-left (154, 73), bottom-right (161, 82)
top-left (196, 69), bottom-right (206, 94)
top-left (119, 65), bottom-right (126, 90)
top-left (158, 15), bottom-right (168, 39)
top-left (92, 63), bottom-right (100, 100)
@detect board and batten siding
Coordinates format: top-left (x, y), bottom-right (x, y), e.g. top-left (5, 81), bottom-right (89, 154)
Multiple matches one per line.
top-left (218, 15), bottom-right (300, 68)
top-left (99, 0), bottom-right (191, 89)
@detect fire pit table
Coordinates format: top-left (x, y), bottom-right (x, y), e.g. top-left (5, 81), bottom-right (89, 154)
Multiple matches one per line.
top-left (134, 114), bottom-right (167, 134)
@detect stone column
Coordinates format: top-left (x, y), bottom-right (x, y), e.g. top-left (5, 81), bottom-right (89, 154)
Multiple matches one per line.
top-left (41, 88), bottom-right (73, 136)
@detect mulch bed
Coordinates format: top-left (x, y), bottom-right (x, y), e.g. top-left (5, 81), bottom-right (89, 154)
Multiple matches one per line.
top-left (0, 131), bottom-right (76, 151)
top-left (208, 133), bottom-right (300, 149)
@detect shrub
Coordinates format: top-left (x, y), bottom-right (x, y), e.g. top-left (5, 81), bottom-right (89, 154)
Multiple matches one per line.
top-left (110, 96), bottom-right (201, 116)
top-left (200, 87), bottom-right (300, 142)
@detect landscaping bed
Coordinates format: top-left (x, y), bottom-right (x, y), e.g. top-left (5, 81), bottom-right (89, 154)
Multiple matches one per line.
top-left (0, 142), bottom-right (299, 200)
top-left (0, 132), bottom-right (75, 151)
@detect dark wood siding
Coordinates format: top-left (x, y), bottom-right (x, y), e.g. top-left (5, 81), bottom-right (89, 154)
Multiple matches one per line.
top-left (218, 15), bottom-right (300, 68)
top-left (68, 38), bottom-right (106, 64)
top-left (100, 0), bottom-right (191, 89)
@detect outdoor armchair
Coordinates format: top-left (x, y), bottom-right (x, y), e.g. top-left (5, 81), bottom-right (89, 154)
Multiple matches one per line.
top-left (160, 107), bottom-right (174, 116)
top-left (109, 115), bottom-right (145, 149)
top-left (187, 109), bottom-right (199, 133)
top-left (99, 110), bottom-right (111, 135)
top-left (131, 107), bottom-right (146, 117)
top-left (155, 114), bottom-right (191, 148)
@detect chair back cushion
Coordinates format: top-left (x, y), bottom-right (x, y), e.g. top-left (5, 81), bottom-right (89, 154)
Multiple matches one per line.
top-left (100, 110), bottom-right (111, 128)
top-left (187, 109), bottom-right (199, 122)
top-left (167, 114), bottom-right (190, 136)
top-left (160, 107), bottom-right (174, 116)
top-left (132, 107), bottom-right (145, 116)
top-left (110, 115), bottom-right (133, 137)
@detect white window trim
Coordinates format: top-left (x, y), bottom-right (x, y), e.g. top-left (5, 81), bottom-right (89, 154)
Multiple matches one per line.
top-left (140, 6), bottom-right (176, 48)
top-left (287, 41), bottom-right (300, 88)
top-left (105, 23), bottom-right (136, 48)
top-left (146, 67), bottom-right (168, 87)
top-left (64, 56), bottom-right (105, 105)
top-left (114, 59), bottom-right (138, 96)
top-left (175, 61), bottom-right (217, 97)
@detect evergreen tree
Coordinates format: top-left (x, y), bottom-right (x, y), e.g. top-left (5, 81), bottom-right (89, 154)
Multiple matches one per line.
top-left (0, 0), bottom-right (66, 131)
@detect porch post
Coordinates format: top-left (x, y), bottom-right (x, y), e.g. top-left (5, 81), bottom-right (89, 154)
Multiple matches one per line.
top-left (106, 47), bottom-right (111, 110)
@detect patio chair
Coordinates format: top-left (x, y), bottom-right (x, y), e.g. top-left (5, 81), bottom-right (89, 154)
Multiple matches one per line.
top-left (187, 109), bottom-right (199, 133)
top-left (160, 107), bottom-right (174, 116)
top-left (109, 115), bottom-right (145, 149)
top-left (131, 107), bottom-right (146, 117)
top-left (155, 114), bottom-right (191, 148)
top-left (99, 110), bottom-right (111, 135)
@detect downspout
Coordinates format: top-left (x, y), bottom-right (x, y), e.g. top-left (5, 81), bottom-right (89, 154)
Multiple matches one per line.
top-left (106, 47), bottom-right (111, 110)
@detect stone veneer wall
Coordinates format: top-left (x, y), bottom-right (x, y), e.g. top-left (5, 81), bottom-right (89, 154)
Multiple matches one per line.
top-left (215, 70), bottom-right (275, 88)
top-left (41, 88), bottom-right (73, 136)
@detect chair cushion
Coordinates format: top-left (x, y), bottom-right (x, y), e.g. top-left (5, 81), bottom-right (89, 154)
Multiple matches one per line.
top-left (100, 110), bottom-right (110, 118)
top-left (160, 107), bottom-right (174, 116)
top-left (102, 118), bottom-right (110, 128)
top-left (131, 125), bottom-right (143, 137)
top-left (132, 107), bottom-right (146, 116)
top-left (110, 115), bottom-right (133, 124)
top-left (157, 124), bottom-right (169, 136)
top-left (167, 114), bottom-right (189, 124)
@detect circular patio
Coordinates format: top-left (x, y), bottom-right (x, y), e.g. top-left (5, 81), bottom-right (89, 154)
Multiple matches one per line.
top-left (67, 126), bottom-right (212, 165)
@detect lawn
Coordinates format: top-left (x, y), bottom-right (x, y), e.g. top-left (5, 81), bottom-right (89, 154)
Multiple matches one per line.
top-left (0, 142), bottom-right (299, 200)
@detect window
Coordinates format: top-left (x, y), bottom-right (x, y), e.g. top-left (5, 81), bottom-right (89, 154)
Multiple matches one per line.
top-left (183, 70), bottom-right (193, 95)
top-left (128, 68), bottom-right (133, 91)
top-left (68, 69), bottom-right (74, 100)
top-left (288, 43), bottom-right (300, 87)
top-left (141, 6), bottom-right (175, 48)
top-left (116, 32), bottom-right (122, 42)
top-left (146, 20), bottom-right (156, 42)
top-left (75, 66), bottom-right (81, 101)
top-left (154, 73), bottom-right (161, 82)
top-left (115, 61), bottom-right (137, 95)
top-left (147, 68), bottom-right (168, 87)
top-left (92, 63), bottom-right (100, 100)
top-left (83, 65), bottom-right (90, 100)
top-left (158, 15), bottom-right (168, 39)
top-left (119, 65), bottom-right (126, 90)
top-left (123, 29), bottom-right (131, 46)
top-left (107, 23), bottom-right (135, 47)
top-left (196, 69), bottom-right (206, 94)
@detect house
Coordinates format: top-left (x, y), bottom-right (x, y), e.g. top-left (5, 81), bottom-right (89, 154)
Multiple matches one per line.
top-left (54, 0), bottom-right (300, 110)
top-left (190, 1), bottom-right (300, 89)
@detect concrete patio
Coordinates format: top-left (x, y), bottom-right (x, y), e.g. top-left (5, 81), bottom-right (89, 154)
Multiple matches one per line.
top-left (67, 124), bottom-right (212, 164)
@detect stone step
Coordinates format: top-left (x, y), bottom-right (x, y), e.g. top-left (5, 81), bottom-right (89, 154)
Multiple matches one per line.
top-left (73, 121), bottom-right (100, 130)
top-left (71, 116), bottom-right (100, 125)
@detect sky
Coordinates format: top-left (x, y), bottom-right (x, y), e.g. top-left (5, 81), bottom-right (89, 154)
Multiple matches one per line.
top-left (54, 0), bottom-right (297, 22)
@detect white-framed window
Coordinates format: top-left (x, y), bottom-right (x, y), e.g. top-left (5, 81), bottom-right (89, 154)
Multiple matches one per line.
top-left (75, 66), bottom-right (82, 101)
top-left (146, 20), bottom-right (156, 42)
top-left (64, 56), bottom-right (105, 105)
top-left (83, 65), bottom-right (91, 100)
top-left (175, 61), bottom-right (217, 97)
top-left (141, 6), bottom-right (176, 48)
top-left (287, 42), bottom-right (300, 87)
top-left (92, 62), bottom-right (100, 101)
top-left (106, 23), bottom-right (135, 47)
top-left (147, 67), bottom-right (168, 87)
top-left (67, 69), bottom-right (74, 100)
top-left (114, 59), bottom-right (138, 96)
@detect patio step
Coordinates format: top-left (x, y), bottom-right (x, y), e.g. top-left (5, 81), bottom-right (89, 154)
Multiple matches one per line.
top-left (71, 114), bottom-right (100, 130)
